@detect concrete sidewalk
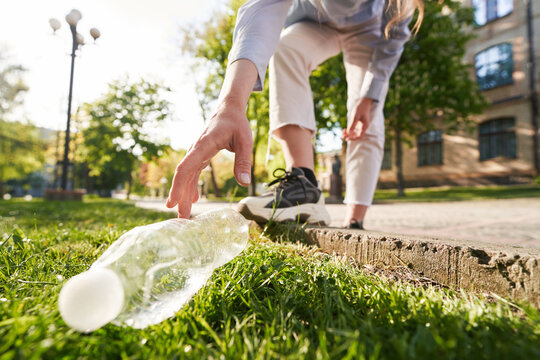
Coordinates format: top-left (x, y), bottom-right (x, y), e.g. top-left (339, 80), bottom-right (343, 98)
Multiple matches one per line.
top-left (135, 197), bottom-right (540, 249)
top-left (136, 197), bottom-right (540, 305)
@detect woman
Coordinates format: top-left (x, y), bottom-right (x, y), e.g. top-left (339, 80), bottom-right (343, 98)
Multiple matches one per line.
top-left (166, 0), bottom-right (423, 228)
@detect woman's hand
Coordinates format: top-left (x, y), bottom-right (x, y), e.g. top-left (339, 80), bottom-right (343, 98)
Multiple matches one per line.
top-left (342, 97), bottom-right (374, 141)
top-left (166, 105), bottom-right (253, 218)
top-left (166, 59), bottom-right (258, 218)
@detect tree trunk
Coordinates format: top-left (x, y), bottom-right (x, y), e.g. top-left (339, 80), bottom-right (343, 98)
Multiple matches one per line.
top-left (126, 173), bottom-right (133, 200)
top-left (0, 181), bottom-right (4, 198)
top-left (249, 144), bottom-right (258, 196)
top-left (197, 93), bottom-right (222, 198)
top-left (341, 139), bottom-right (347, 179)
top-left (249, 117), bottom-right (261, 197)
top-left (99, 174), bottom-right (111, 197)
top-left (85, 163), bottom-right (93, 195)
top-left (394, 123), bottom-right (406, 197)
top-left (249, 165), bottom-right (257, 196)
top-left (208, 160), bottom-right (220, 197)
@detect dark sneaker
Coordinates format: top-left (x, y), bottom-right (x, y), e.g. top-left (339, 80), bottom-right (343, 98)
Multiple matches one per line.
top-left (346, 220), bottom-right (364, 230)
top-left (237, 167), bottom-right (331, 225)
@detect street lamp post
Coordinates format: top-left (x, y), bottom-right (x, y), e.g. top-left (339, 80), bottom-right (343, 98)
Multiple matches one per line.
top-left (49, 9), bottom-right (100, 190)
top-left (160, 177), bottom-right (168, 198)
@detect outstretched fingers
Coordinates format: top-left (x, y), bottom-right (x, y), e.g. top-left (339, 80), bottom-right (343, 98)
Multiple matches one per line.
top-left (232, 131), bottom-right (253, 186)
top-left (345, 114), bottom-right (368, 141)
top-left (166, 139), bottom-right (218, 218)
top-left (177, 172), bottom-right (199, 219)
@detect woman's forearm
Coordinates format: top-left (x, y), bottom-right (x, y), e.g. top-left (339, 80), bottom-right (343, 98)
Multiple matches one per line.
top-left (218, 59), bottom-right (259, 111)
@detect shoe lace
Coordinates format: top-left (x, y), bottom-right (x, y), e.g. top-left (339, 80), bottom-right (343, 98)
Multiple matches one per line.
top-left (267, 168), bottom-right (307, 195)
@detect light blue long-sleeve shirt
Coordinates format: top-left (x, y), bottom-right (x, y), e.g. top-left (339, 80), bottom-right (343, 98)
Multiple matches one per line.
top-left (228, 0), bottom-right (412, 101)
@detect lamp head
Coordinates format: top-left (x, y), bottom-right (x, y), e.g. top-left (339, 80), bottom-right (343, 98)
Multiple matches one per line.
top-left (65, 9), bottom-right (82, 27)
top-left (49, 18), bottom-right (61, 33)
top-left (76, 33), bottom-right (85, 46)
top-left (90, 28), bottom-right (101, 41)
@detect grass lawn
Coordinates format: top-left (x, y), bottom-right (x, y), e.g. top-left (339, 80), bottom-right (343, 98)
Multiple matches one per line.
top-left (372, 184), bottom-right (540, 203)
top-left (216, 184), bottom-right (540, 204)
top-left (1, 199), bottom-right (539, 359)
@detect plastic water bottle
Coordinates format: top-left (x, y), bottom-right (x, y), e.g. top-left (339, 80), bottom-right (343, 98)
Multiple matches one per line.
top-left (58, 208), bottom-right (249, 332)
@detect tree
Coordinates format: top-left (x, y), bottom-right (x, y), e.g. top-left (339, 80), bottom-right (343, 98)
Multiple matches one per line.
top-left (193, 80), bottom-right (221, 198)
top-left (0, 120), bottom-right (45, 196)
top-left (310, 54), bottom-right (349, 174)
top-left (182, 0), bottom-right (486, 200)
top-left (311, 54), bottom-right (348, 133)
top-left (181, 1), bottom-right (240, 197)
top-left (0, 52), bottom-right (28, 117)
top-left (181, 0), bottom-right (275, 196)
top-left (136, 149), bottom-right (187, 197)
top-left (0, 54), bottom-right (44, 197)
top-left (385, 0), bottom-right (486, 195)
top-left (80, 79), bottom-right (171, 198)
top-left (311, 1), bottom-right (486, 195)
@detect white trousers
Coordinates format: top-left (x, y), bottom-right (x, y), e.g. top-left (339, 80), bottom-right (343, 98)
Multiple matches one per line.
top-left (269, 21), bottom-right (388, 206)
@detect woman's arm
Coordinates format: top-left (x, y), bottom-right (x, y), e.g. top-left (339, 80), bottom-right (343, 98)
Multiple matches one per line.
top-left (345, 11), bottom-right (414, 141)
top-left (166, 59), bottom-right (258, 218)
top-left (360, 13), bottom-right (413, 102)
top-left (167, 0), bottom-right (293, 218)
top-left (229, 0), bottom-right (293, 91)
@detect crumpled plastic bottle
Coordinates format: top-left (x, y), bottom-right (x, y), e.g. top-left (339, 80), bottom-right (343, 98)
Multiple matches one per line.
top-left (58, 208), bottom-right (249, 332)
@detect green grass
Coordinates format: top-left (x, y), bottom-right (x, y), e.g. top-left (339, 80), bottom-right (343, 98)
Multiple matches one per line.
top-left (372, 184), bottom-right (540, 203)
top-left (213, 184), bottom-right (540, 203)
top-left (1, 199), bottom-right (539, 359)
top-left (208, 183), bottom-right (540, 203)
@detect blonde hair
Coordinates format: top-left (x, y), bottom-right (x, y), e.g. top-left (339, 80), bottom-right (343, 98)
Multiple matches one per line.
top-left (385, 0), bottom-right (424, 38)
top-left (314, 1), bottom-right (424, 38)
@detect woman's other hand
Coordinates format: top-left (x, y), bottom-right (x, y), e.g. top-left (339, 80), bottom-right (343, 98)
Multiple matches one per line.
top-left (342, 97), bottom-right (374, 141)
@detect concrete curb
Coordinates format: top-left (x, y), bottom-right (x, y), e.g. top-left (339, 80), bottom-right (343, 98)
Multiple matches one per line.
top-left (267, 225), bottom-right (540, 307)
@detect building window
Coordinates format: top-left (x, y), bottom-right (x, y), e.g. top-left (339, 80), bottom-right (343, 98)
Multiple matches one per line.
top-left (473, 0), bottom-right (513, 26)
top-left (381, 143), bottom-right (392, 170)
top-left (475, 43), bottom-right (513, 90)
top-left (417, 130), bottom-right (443, 167)
top-left (479, 118), bottom-right (516, 160)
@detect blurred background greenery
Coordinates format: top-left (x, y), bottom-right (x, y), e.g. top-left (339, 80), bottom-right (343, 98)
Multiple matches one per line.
top-left (2, 0), bottom-right (536, 202)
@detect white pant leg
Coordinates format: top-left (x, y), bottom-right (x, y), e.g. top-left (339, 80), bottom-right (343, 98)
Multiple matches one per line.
top-left (269, 21), bottom-right (341, 137)
top-left (342, 37), bottom-right (388, 206)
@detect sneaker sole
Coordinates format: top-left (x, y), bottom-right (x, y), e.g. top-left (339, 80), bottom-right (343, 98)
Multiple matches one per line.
top-left (237, 202), bottom-right (331, 226)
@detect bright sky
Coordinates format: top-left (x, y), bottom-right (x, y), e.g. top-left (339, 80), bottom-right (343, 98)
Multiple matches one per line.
top-left (0, 0), bottom-right (340, 152)
top-left (0, 0), bottom-right (227, 150)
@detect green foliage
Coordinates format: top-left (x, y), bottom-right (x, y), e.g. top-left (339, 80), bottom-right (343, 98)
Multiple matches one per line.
top-left (0, 120), bottom-right (45, 192)
top-left (386, 0), bottom-right (487, 194)
top-left (385, 0), bottom-right (486, 144)
top-left (80, 79), bottom-right (171, 192)
top-left (310, 1), bottom-right (486, 141)
top-left (0, 199), bottom-right (539, 359)
top-left (0, 54), bottom-right (42, 194)
top-left (182, 0), bottom-right (487, 196)
top-left (184, 0), bottom-right (244, 104)
top-left (373, 184), bottom-right (540, 202)
top-left (181, 0), bottom-right (245, 120)
top-left (311, 54), bottom-right (349, 132)
top-left (0, 53), bottom-right (28, 117)
top-left (182, 0), bottom-right (285, 194)
top-left (307, 1), bottom-right (487, 195)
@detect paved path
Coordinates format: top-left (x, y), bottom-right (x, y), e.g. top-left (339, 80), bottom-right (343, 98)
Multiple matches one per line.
top-left (135, 198), bottom-right (540, 249)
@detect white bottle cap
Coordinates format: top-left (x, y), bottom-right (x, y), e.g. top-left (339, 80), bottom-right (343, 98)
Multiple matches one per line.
top-left (58, 268), bottom-right (124, 332)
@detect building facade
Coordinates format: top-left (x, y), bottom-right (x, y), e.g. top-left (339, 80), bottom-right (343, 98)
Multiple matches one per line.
top-left (374, 0), bottom-right (539, 188)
